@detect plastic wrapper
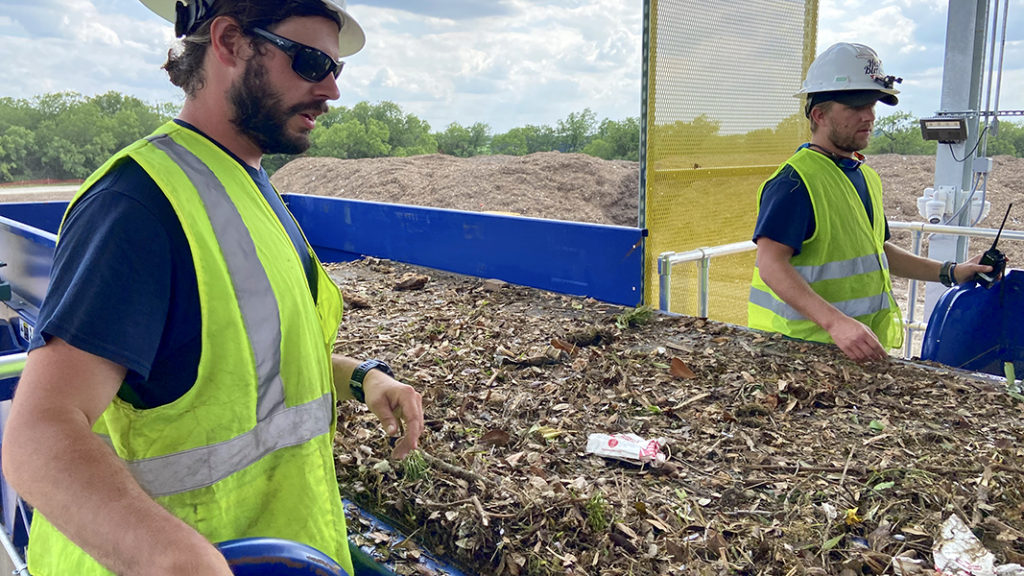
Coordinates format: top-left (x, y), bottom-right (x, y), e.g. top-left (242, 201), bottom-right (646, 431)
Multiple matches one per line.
top-left (585, 433), bottom-right (667, 467)
top-left (933, 514), bottom-right (1024, 576)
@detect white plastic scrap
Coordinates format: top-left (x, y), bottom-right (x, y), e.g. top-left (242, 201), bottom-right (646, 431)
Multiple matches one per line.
top-left (932, 514), bottom-right (1024, 576)
top-left (892, 553), bottom-right (926, 575)
top-left (585, 433), bottom-right (667, 467)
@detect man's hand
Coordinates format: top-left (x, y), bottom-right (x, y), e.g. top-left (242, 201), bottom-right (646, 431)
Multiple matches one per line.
top-left (823, 315), bottom-right (889, 364)
top-left (953, 252), bottom-right (996, 284)
top-left (362, 369), bottom-right (424, 459)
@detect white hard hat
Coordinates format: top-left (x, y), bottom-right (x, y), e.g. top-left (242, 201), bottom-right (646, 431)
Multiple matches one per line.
top-left (139, 0), bottom-right (366, 57)
top-left (796, 42), bottom-right (900, 105)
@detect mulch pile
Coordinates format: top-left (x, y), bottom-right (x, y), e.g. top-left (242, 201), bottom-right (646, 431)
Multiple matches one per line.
top-left (329, 257), bottom-right (1024, 576)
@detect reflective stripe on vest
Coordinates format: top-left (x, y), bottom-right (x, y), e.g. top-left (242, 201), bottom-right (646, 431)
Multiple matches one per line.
top-left (749, 286), bottom-right (892, 321)
top-left (97, 134), bottom-right (333, 498)
top-left (792, 252), bottom-right (888, 284)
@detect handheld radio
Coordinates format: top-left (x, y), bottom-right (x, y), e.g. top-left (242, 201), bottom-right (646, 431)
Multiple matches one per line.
top-left (976, 203), bottom-right (1012, 288)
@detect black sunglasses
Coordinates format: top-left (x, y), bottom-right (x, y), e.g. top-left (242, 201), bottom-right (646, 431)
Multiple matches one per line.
top-left (251, 27), bottom-right (345, 83)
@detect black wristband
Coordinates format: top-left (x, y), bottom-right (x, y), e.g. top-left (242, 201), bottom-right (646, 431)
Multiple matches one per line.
top-left (939, 261), bottom-right (955, 287)
top-left (349, 359), bottom-right (393, 403)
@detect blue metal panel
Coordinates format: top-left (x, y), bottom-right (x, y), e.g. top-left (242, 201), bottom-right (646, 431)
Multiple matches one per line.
top-left (921, 269), bottom-right (1024, 376)
top-left (284, 195), bottom-right (645, 307)
top-left (0, 201), bottom-right (68, 235)
top-left (0, 210), bottom-right (59, 326)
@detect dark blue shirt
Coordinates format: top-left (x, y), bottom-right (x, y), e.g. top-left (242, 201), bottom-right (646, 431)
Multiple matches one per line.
top-left (30, 121), bottom-right (315, 409)
top-left (753, 147), bottom-right (891, 255)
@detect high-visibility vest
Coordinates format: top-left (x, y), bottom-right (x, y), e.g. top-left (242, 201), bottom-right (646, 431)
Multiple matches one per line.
top-left (748, 148), bottom-right (903, 349)
top-left (27, 121), bottom-right (352, 575)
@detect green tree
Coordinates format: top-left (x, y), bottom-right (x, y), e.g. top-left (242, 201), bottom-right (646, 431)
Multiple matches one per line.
top-left (986, 119), bottom-right (1024, 157)
top-left (556, 108), bottom-right (596, 152)
top-left (0, 126), bottom-right (36, 181)
top-left (1, 91), bottom-right (171, 180)
top-left (520, 124), bottom-right (557, 154)
top-left (310, 117), bottom-right (390, 159)
top-left (436, 122), bottom-right (490, 157)
top-left (865, 111), bottom-right (936, 155)
top-left (310, 101), bottom-right (435, 158)
top-left (583, 117), bottom-right (639, 160)
top-left (490, 128), bottom-right (529, 156)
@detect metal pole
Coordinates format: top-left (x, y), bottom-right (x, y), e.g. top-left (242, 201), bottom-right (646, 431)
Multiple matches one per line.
top-left (697, 256), bottom-right (710, 318)
top-left (0, 353), bottom-right (26, 381)
top-left (658, 253), bottom-right (672, 312)
top-left (0, 526), bottom-right (28, 575)
top-left (927, 0), bottom-right (990, 318)
top-left (905, 230), bottom-right (923, 359)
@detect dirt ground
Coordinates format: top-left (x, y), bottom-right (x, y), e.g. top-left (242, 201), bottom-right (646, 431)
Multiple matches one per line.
top-left (271, 153), bottom-right (1024, 575)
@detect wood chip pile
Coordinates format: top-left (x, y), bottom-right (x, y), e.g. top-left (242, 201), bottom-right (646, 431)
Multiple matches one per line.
top-left (330, 258), bottom-right (1024, 576)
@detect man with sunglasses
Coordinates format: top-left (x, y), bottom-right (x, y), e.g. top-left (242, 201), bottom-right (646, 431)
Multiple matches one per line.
top-left (748, 42), bottom-right (993, 364)
top-left (1, 1), bottom-right (423, 575)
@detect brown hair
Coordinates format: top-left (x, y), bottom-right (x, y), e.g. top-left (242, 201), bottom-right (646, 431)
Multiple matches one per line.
top-left (163, 0), bottom-right (341, 97)
top-left (808, 100), bottom-right (835, 133)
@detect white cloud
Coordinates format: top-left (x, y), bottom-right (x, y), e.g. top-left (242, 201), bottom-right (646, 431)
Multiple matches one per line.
top-left (338, 0), bottom-right (642, 132)
top-left (0, 0), bottom-right (1020, 135)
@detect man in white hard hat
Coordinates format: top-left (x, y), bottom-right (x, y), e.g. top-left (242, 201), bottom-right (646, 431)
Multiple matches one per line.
top-left (1, 1), bottom-right (423, 575)
top-left (748, 42), bottom-right (992, 363)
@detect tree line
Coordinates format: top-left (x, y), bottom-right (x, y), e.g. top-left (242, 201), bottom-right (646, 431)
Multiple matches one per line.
top-left (863, 111), bottom-right (1024, 157)
top-left (0, 92), bottom-right (639, 181)
top-left (2, 91), bottom-right (1022, 183)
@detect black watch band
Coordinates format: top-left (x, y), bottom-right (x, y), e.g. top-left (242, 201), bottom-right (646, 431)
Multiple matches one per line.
top-left (939, 261), bottom-right (955, 287)
top-left (349, 359), bottom-right (393, 403)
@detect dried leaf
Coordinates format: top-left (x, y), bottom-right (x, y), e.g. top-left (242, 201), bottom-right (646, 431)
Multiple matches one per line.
top-left (393, 273), bottom-right (429, 291)
top-left (669, 357), bottom-right (696, 379)
top-left (478, 428), bottom-right (511, 447)
top-left (342, 291), bottom-right (371, 309)
top-left (551, 337), bottom-right (577, 354)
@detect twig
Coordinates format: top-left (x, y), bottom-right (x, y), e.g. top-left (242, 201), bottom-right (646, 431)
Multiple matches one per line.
top-left (421, 450), bottom-right (495, 488)
top-left (471, 495), bottom-right (490, 527)
top-left (839, 445), bottom-right (855, 490)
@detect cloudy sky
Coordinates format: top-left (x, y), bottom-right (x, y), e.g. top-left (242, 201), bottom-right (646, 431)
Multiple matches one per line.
top-left (0, 0), bottom-right (1021, 133)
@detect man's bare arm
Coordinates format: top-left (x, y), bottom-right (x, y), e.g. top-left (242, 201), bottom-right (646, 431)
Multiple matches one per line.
top-left (884, 242), bottom-right (993, 284)
top-left (1, 338), bottom-right (233, 576)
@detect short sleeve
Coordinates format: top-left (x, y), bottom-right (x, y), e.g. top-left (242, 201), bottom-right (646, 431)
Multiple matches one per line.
top-left (752, 165), bottom-right (815, 255)
top-left (30, 160), bottom-right (174, 380)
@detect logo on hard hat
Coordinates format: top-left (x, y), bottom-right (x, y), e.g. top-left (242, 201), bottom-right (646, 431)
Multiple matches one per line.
top-left (863, 58), bottom-right (881, 78)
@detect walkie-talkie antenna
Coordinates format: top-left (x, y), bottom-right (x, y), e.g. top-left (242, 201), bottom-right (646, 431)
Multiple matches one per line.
top-left (990, 203), bottom-right (1012, 251)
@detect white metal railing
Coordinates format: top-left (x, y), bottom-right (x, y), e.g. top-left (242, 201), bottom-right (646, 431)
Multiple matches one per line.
top-left (656, 221), bottom-right (1024, 359)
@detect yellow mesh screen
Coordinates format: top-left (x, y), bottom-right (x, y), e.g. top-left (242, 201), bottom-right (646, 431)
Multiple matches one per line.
top-left (643, 0), bottom-right (817, 325)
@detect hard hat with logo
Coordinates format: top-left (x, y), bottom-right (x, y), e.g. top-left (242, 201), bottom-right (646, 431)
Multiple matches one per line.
top-left (796, 42), bottom-right (901, 113)
top-left (139, 0), bottom-right (366, 57)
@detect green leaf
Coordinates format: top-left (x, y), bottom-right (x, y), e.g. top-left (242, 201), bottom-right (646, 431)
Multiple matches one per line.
top-left (822, 535), bottom-right (843, 552)
top-left (872, 481), bottom-right (895, 492)
top-left (869, 420), bottom-right (886, 432)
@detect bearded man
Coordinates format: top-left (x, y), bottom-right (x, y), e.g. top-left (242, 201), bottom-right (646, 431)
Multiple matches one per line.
top-left (1, 1), bottom-right (423, 574)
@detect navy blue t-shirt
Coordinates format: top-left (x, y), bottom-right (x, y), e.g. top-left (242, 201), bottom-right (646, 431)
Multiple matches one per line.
top-left (753, 147), bottom-right (891, 255)
top-left (30, 121), bottom-right (315, 409)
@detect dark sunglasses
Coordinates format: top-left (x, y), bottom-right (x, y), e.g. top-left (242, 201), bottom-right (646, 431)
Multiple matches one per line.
top-left (251, 27), bottom-right (345, 83)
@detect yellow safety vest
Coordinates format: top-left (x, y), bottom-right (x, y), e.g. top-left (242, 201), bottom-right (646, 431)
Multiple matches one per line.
top-left (748, 148), bottom-right (903, 349)
top-left (27, 121), bottom-right (352, 575)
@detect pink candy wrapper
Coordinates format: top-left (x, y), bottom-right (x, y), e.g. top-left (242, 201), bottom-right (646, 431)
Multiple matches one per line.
top-left (585, 433), bottom-right (668, 467)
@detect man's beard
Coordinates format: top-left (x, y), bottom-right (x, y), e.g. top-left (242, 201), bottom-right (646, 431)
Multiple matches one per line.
top-left (229, 58), bottom-right (327, 155)
top-left (828, 125), bottom-right (869, 154)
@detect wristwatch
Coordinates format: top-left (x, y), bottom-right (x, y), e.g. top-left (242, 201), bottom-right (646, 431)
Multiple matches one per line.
top-left (349, 359), bottom-right (393, 403)
top-left (939, 261), bottom-right (956, 287)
